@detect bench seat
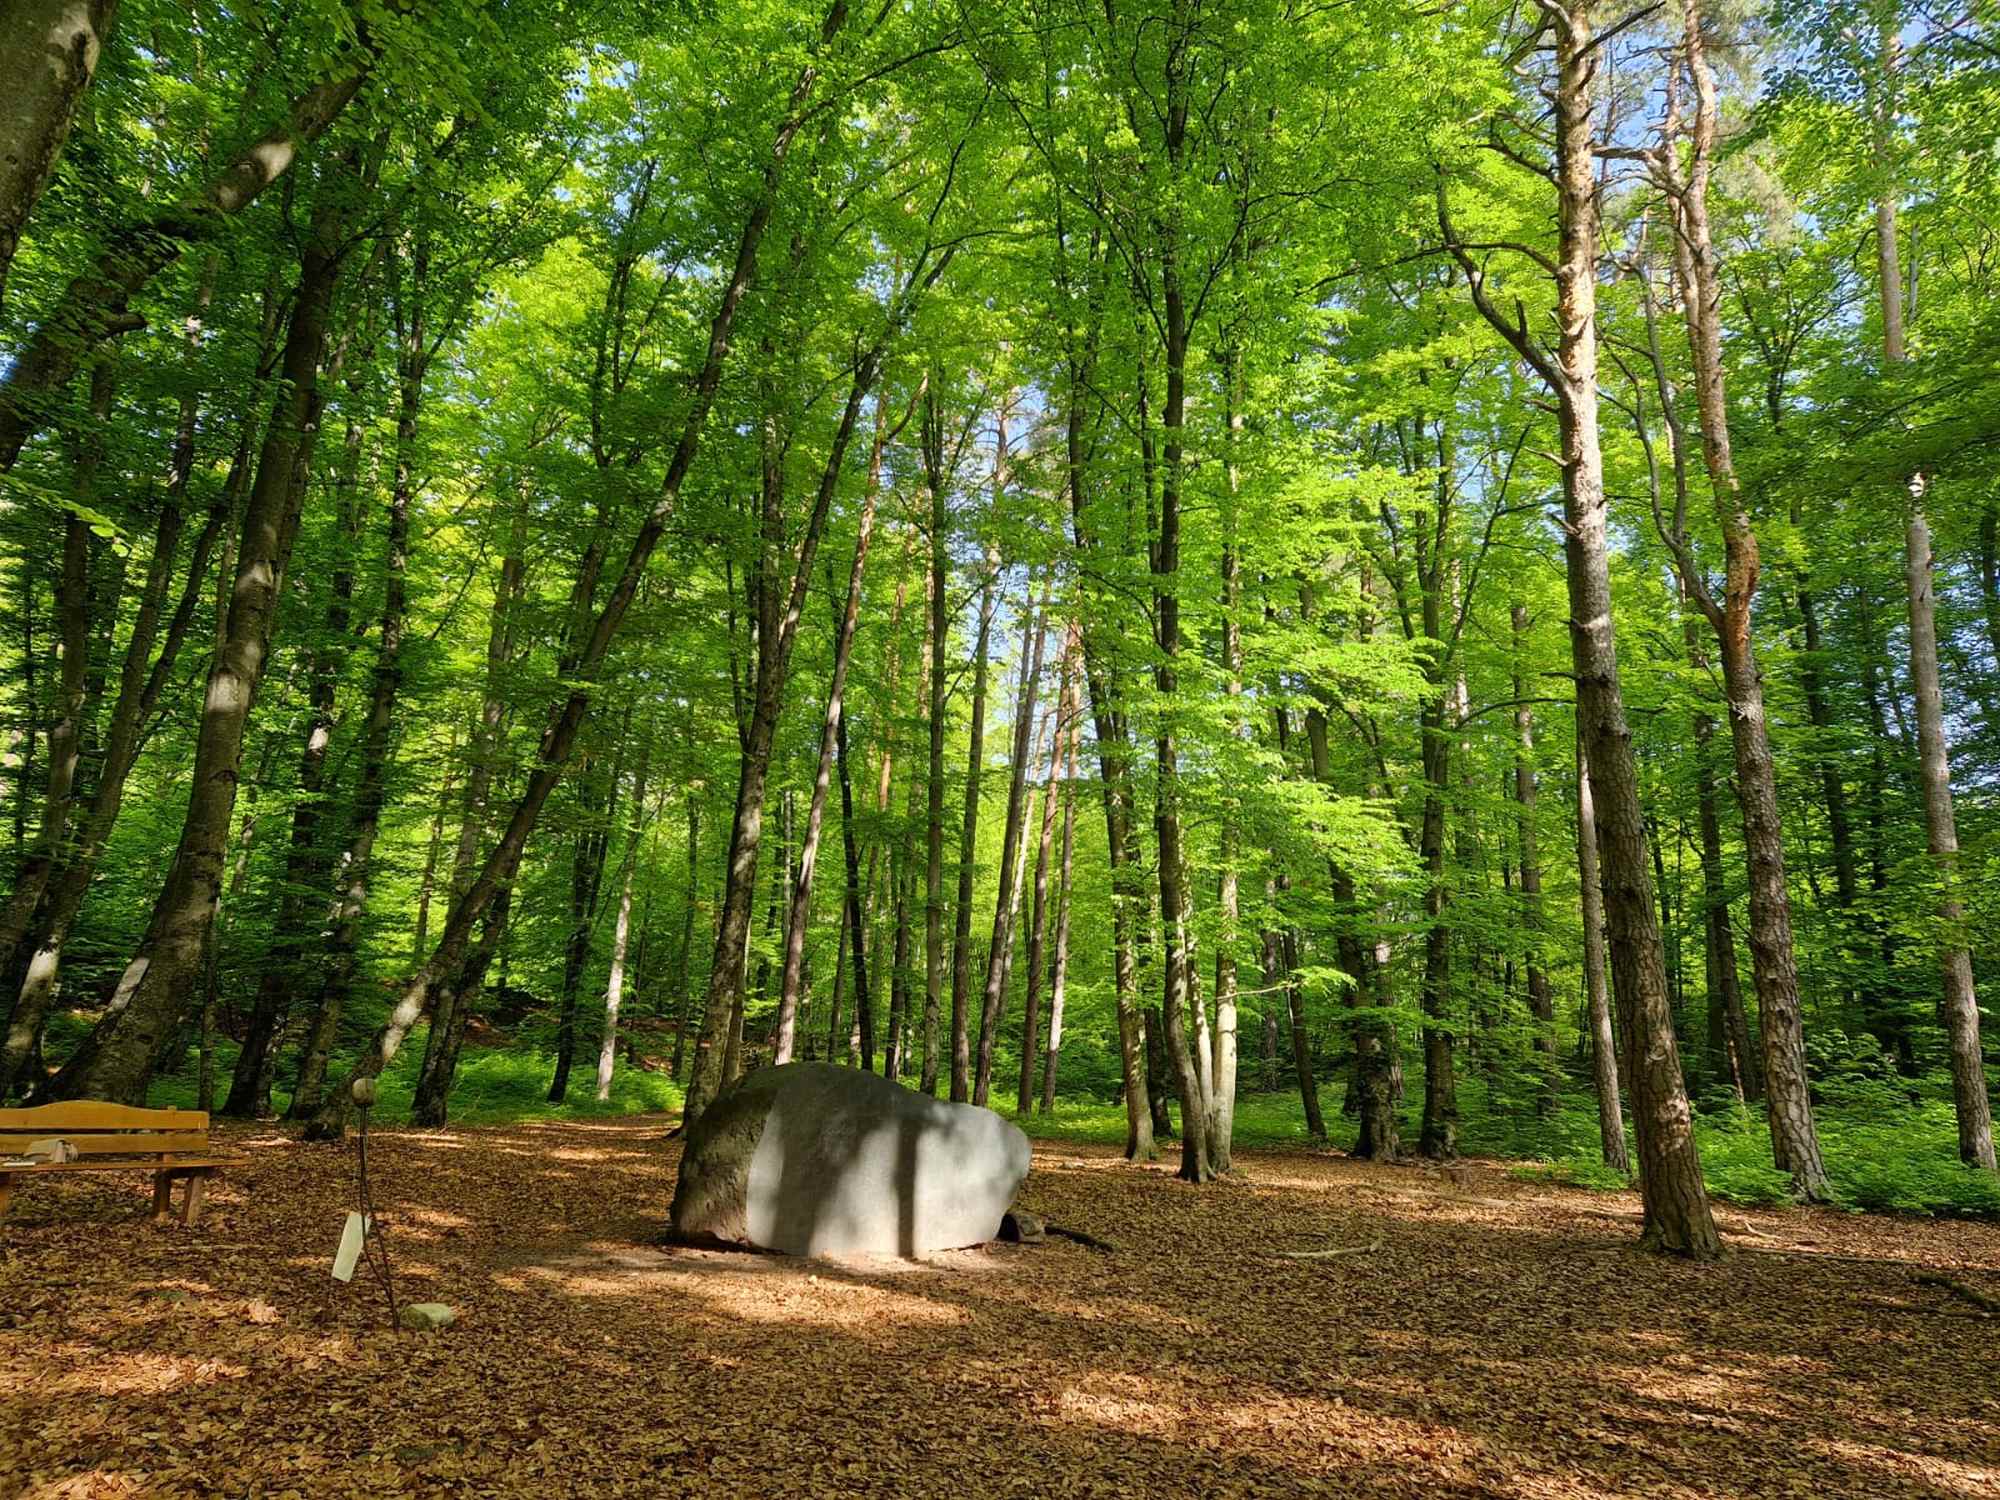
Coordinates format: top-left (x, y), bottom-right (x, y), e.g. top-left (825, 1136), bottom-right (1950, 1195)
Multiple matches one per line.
top-left (0, 1103), bottom-right (246, 1226)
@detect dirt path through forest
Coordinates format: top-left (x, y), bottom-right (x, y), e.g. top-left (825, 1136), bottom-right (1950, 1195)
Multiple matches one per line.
top-left (3, 1117), bottom-right (1998, 1498)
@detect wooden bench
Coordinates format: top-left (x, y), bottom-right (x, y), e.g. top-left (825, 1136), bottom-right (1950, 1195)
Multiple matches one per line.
top-left (0, 1102), bottom-right (245, 1226)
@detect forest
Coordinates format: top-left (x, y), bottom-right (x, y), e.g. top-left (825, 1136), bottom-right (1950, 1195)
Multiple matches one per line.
top-left (6, 0), bottom-right (2000, 1242)
top-left (7, 1), bottom-right (2000, 1493)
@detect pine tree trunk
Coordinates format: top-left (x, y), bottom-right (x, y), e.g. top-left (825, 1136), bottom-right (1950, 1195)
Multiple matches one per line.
top-left (1448, 0), bottom-right (1716, 1252)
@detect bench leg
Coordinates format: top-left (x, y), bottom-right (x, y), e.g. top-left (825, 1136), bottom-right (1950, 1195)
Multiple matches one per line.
top-left (152, 1171), bottom-right (175, 1224)
top-left (180, 1171), bottom-right (209, 1227)
top-left (0, 1172), bottom-right (12, 1220)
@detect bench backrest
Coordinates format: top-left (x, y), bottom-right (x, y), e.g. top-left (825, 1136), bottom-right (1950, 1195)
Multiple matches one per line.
top-left (0, 1102), bottom-right (211, 1159)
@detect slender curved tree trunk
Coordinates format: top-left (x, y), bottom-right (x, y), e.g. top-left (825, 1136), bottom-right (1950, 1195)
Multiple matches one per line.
top-left (302, 23), bottom-right (849, 1141)
top-left (775, 399), bottom-right (889, 1061)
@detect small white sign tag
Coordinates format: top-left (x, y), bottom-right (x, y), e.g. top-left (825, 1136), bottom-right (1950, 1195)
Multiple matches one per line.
top-left (331, 1212), bottom-right (370, 1282)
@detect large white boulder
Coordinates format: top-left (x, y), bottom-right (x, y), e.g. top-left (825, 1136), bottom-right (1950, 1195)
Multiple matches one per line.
top-left (668, 1063), bottom-right (1031, 1257)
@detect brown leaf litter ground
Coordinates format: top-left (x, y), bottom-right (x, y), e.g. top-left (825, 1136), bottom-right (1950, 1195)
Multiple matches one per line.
top-left (3, 1117), bottom-right (1999, 1498)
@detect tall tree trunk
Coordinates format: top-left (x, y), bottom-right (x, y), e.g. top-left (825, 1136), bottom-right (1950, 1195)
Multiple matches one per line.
top-left (1511, 604), bottom-right (1558, 1115)
top-left (288, 338), bottom-right (418, 1121)
top-left (1874, 21), bottom-right (1997, 1171)
top-left (0, 304), bottom-right (232, 1098)
top-left (598, 738), bottom-right (654, 1101)
top-left (230, 347), bottom-right (371, 1119)
top-left (1145, 135), bottom-right (1210, 1183)
top-left (0, 0), bottom-right (118, 313)
top-left (682, 228), bottom-right (949, 1123)
top-left (0, 67), bottom-right (367, 471)
top-left (1416, 694), bottom-right (1456, 1160)
top-left (1039, 712), bottom-right (1080, 1114)
top-left (672, 795), bottom-right (701, 1082)
top-left (61, 177), bottom-right (355, 1103)
top-left (775, 396), bottom-right (889, 1061)
top-left (835, 701), bottom-right (874, 1071)
top-left (1445, 0), bottom-right (1717, 1253)
top-left (1692, 714), bottom-right (1758, 1101)
top-left (299, 21), bottom-right (849, 1141)
top-left (0, 363), bottom-right (109, 987)
top-left (1020, 637), bottom-right (1073, 1116)
top-left (1299, 706), bottom-right (1392, 1158)
top-left (1577, 735), bottom-right (1629, 1173)
top-left (974, 574), bottom-right (1049, 1106)
top-left (1655, 17), bottom-right (1829, 1198)
top-left (549, 748), bottom-right (617, 1104)
top-left (1211, 369), bottom-right (1246, 1172)
top-left (949, 544), bottom-right (997, 1102)
top-left (921, 385), bottom-right (952, 1095)
top-left (410, 488), bottom-right (527, 1122)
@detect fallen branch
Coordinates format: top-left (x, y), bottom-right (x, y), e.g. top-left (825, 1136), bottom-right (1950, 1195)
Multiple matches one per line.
top-left (1274, 1238), bottom-right (1383, 1261)
top-left (1915, 1273), bottom-right (2000, 1315)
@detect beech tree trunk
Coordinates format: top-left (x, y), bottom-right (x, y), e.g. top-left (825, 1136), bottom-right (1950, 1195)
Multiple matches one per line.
top-left (598, 739), bottom-right (653, 1101)
top-left (1577, 737), bottom-right (1629, 1173)
top-left (0, 67), bottom-right (367, 471)
top-left (300, 22), bottom-right (850, 1141)
top-left (0, 0), bottom-right (118, 313)
top-left (921, 385), bottom-right (951, 1095)
top-left (234, 352), bottom-right (370, 1120)
top-left (949, 544), bottom-right (996, 1102)
top-left (674, 169), bottom-right (949, 1129)
top-left (1039, 717), bottom-right (1080, 1114)
top-left (1873, 21), bottom-right (1997, 1172)
top-left (1511, 605), bottom-right (1558, 1116)
top-left (775, 399), bottom-right (889, 1061)
top-left (289, 346), bottom-right (418, 1120)
top-left (973, 577), bottom-right (1049, 1106)
top-left (61, 179), bottom-right (354, 1104)
top-left (1658, 9), bottom-right (1828, 1198)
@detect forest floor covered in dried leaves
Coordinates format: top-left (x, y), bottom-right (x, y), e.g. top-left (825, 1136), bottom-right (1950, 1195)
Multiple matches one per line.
top-left (4, 1115), bottom-right (1999, 1499)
